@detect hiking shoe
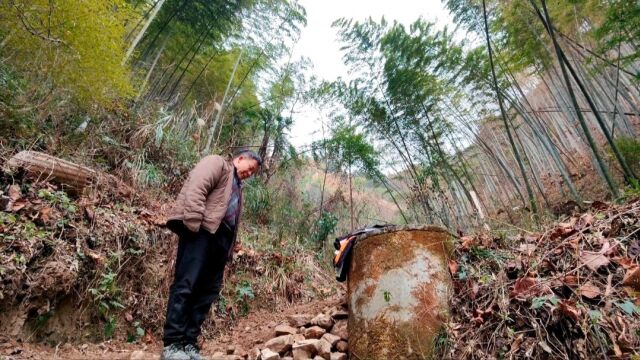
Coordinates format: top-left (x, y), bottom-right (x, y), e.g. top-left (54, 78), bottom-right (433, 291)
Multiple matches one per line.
top-left (161, 344), bottom-right (190, 360)
top-left (184, 344), bottom-right (208, 360)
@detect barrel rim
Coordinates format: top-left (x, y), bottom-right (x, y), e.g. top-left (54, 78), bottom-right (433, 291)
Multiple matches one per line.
top-left (352, 224), bottom-right (453, 241)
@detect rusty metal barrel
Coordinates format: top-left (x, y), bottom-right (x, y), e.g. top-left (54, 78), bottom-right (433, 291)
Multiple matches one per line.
top-left (347, 226), bottom-right (453, 359)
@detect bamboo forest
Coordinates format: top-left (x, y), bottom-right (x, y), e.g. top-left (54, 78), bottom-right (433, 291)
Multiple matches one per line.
top-left (0, 1), bottom-right (639, 359)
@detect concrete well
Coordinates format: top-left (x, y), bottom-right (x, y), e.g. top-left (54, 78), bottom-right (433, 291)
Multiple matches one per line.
top-left (347, 226), bottom-right (453, 360)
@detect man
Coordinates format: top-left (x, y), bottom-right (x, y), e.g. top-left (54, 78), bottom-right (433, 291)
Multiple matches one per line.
top-left (161, 150), bottom-right (261, 360)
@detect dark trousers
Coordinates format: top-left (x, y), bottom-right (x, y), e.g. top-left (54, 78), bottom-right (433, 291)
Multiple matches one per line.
top-left (163, 224), bottom-right (232, 346)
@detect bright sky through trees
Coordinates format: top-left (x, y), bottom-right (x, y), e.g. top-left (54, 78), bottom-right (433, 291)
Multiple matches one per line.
top-left (289, 0), bottom-right (453, 148)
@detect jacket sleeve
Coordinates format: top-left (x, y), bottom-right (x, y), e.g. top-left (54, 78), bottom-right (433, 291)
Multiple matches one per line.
top-left (182, 155), bottom-right (224, 232)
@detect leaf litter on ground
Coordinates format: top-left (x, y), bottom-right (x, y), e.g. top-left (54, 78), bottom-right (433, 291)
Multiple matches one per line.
top-left (439, 198), bottom-right (640, 359)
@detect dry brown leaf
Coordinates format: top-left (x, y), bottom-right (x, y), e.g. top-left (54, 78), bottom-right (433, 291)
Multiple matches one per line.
top-left (538, 341), bottom-right (553, 354)
top-left (623, 286), bottom-right (640, 299)
top-left (519, 243), bottom-right (536, 255)
top-left (608, 330), bottom-right (623, 357)
top-left (622, 266), bottom-right (640, 291)
top-left (448, 259), bottom-right (458, 275)
top-left (84, 207), bottom-right (95, 222)
top-left (551, 220), bottom-right (577, 239)
top-left (558, 300), bottom-right (581, 322)
top-left (39, 206), bottom-right (52, 223)
top-left (8, 185), bottom-right (21, 201)
top-left (523, 233), bottom-right (541, 243)
top-left (575, 213), bottom-right (594, 230)
top-left (510, 334), bottom-right (524, 354)
top-left (581, 243), bottom-right (611, 271)
top-left (578, 282), bottom-right (601, 299)
top-left (460, 236), bottom-right (475, 250)
top-left (143, 332), bottom-right (155, 344)
top-left (590, 201), bottom-right (608, 211)
top-left (11, 199), bottom-right (29, 212)
top-left (563, 275), bottom-right (578, 286)
top-left (470, 282), bottom-right (480, 301)
top-left (511, 277), bottom-right (539, 299)
top-left (613, 257), bottom-right (637, 269)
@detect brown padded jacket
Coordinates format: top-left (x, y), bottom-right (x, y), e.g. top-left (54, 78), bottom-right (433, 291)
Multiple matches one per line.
top-left (167, 155), bottom-right (237, 235)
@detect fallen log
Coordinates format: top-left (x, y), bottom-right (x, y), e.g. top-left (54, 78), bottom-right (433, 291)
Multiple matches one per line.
top-left (4, 151), bottom-right (133, 197)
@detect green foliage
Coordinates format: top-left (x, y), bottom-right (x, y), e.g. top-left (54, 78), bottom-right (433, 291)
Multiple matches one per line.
top-left (614, 137), bottom-right (640, 175)
top-left (126, 321), bottom-right (145, 343)
top-left (104, 316), bottom-right (118, 339)
top-left (383, 290), bottom-right (392, 304)
top-left (616, 300), bottom-right (640, 316)
top-left (234, 280), bottom-right (255, 316)
top-left (595, 1), bottom-right (640, 68)
top-left (310, 211), bottom-right (338, 247)
top-left (37, 189), bottom-right (77, 214)
top-left (313, 123), bottom-right (381, 179)
top-left (88, 267), bottom-right (125, 339)
top-left (243, 178), bottom-right (272, 224)
top-left (531, 295), bottom-right (559, 309)
top-left (0, 65), bottom-right (36, 138)
top-left (0, 0), bottom-right (135, 108)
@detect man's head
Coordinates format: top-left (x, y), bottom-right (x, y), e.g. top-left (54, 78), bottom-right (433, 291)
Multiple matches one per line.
top-left (232, 150), bottom-right (262, 180)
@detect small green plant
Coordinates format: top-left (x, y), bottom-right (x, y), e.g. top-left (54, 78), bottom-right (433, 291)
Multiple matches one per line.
top-left (88, 268), bottom-right (125, 339)
top-left (614, 137), bottom-right (640, 175)
top-left (589, 309), bottom-right (602, 324)
top-left (104, 316), bottom-right (117, 339)
top-left (37, 189), bottom-right (77, 213)
top-left (433, 328), bottom-right (450, 353)
top-left (127, 321), bottom-right (145, 343)
top-left (244, 178), bottom-right (271, 224)
top-left (89, 271), bottom-right (125, 315)
top-left (383, 290), bottom-right (392, 304)
top-left (217, 295), bottom-right (229, 316)
top-left (35, 310), bottom-right (54, 328)
top-left (310, 211), bottom-right (338, 247)
top-left (235, 280), bottom-right (255, 316)
top-left (531, 295), bottom-right (558, 309)
top-left (616, 300), bottom-right (640, 316)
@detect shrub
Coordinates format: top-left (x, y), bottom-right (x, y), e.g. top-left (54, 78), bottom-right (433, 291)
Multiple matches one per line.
top-left (615, 136), bottom-right (640, 175)
top-left (310, 211), bottom-right (338, 248)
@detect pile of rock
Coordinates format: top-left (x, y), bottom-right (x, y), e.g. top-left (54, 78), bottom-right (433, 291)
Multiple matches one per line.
top-left (251, 306), bottom-right (349, 360)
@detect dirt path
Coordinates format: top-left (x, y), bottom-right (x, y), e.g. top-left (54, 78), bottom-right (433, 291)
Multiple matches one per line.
top-left (0, 293), bottom-right (345, 360)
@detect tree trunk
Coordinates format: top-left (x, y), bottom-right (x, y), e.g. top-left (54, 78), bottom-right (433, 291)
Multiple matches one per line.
top-left (482, 0), bottom-right (539, 220)
top-left (531, 0), bottom-right (620, 197)
top-left (123, 0), bottom-right (167, 64)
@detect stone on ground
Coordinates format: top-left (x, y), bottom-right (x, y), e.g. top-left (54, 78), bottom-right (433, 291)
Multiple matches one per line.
top-left (226, 345), bottom-right (236, 355)
top-left (287, 314), bottom-right (312, 327)
top-left (335, 341), bottom-right (348, 353)
top-left (292, 339), bottom-right (319, 354)
top-left (265, 335), bottom-right (294, 354)
top-left (261, 348), bottom-right (281, 360)
top-left (329, 308), bottom-right (348, 320)
top-left (311, 314), bottom-right (333, 329)
top-left (275, 324), bottom-right (298, 336)
top-left (329, 320), bottom-right (348, 340)
top-left (315, 339), bottom-right (331, 360)
top-left (292, 348), bottom-right (313, 360)
top-left (303, 326), bottom-right (326, 339)
top-left (329, 352), bottom-right (347, 360)
top-left (130, 350), bottom-right (159, 360)
top-left (320, 334), bottom-right (340, 348)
